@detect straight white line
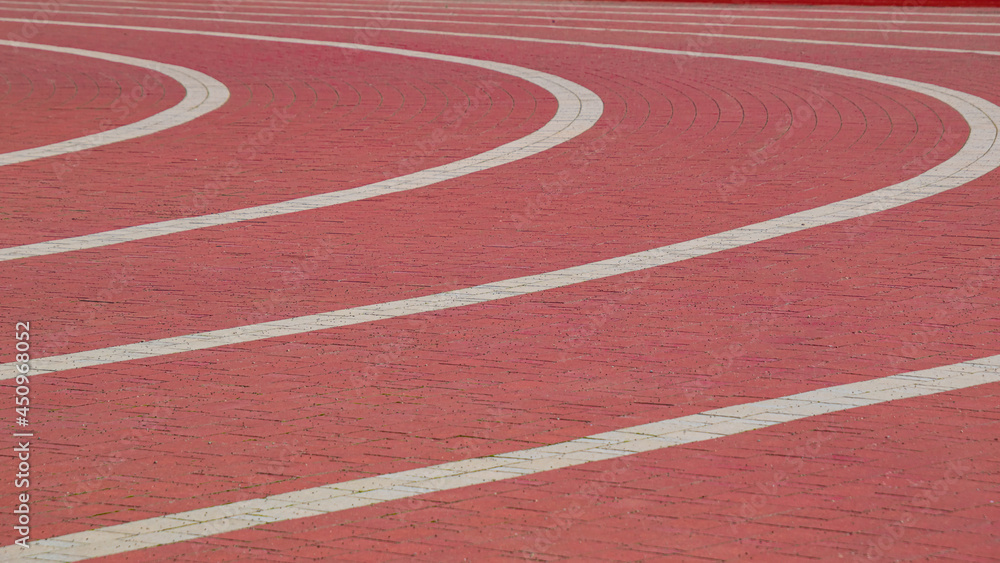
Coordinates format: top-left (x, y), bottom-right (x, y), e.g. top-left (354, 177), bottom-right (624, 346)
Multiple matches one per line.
top-left (14, 0), bottom-right (1000, 21)
top-left (3, 2), bottom-right (1000, 40)
top-left (0, 29), bottom-right (603, 261)
top-left (0, 40), bottom-right (229, 167)
top-left (289, 0), bottom-right (1000, 19)
top-left (1, 20), bottom-right (998, 379)
top-left (297, 0), bottom-right (1000, 19)
top-left (2, 0), bottom-right (999, 32)
top-left (5, 10), bottom-right (998, 63)
top-left (5, 355), bottom-right (998, 561)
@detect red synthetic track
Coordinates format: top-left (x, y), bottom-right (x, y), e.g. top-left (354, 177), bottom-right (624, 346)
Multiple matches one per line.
top-left (603, 1), bottom-right (1000, 6)
top-left (1, 0), bottom-right (999, 560)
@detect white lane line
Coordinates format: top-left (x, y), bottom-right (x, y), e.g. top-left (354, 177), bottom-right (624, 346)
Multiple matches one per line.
top-left (0, 31), bottom-right (602, 261)
top-left (3, 2), bottom-right (1000, 40)
top-left (0, 21), bottom-right (995, 378)
top-left (5, 10), bottom-right (999, 64)
top-left (306, 0), bottom-right (1000, 19)
top-left (353, 1), bottom-right (1000, 20)
top-left (0, 40), bottom-right (229, 167)
top-left (2, 1), bottom-right (999, 35)
top-left (2, 19), bottom-right (997, 561)
top-left (0, 15), bottom-right (996, 261)
top-left (0, 21), bottom-right (996, 377)
top-left (14, 0), bottom-right (1000, 21)
top-left (5, 355), bottom-right (998, 561)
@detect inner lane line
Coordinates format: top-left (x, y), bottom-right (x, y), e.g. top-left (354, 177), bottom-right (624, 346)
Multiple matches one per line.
top-left (0, 39), bottom-right (229, 168)
top-left (0, 29), bottom-right (602, 261)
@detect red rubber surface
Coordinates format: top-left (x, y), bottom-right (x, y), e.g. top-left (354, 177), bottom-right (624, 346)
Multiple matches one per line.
top-left (1, 0), bottom-right (998, 560)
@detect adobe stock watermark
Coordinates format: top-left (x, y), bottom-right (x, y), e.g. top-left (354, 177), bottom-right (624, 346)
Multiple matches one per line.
top-left (555, 268), bottom-right (652, 365)
top-left (521, 457), bottom-right (631, 559)
top-left (12, 322), bottom-right (33, 548)
top-left (875, 0), bottom-right (934, 39)
top-left (682, 290), bottom-right (795, 403)
top-left (190, 106), bottom-right (297, 213)
top-left (890, 256), bottom-right (999, 371)
top-left (345, 0), bottom-right (406, 60)
top-left (53, 69), bottom-right (168, 181)
top-left (46, 261), bottom-right (138, 356)
top-left (343, 0), bottom-right (590, 60)
top-left (349, 316), bottom-right (432, 391)
top-left (672, 10), bottom-right (738, 75)
top-left (259, 437), bottom-right (305, 478)
top-left (844, 125), bottom-right (964, 243)
top-left (727, 433), bottom-right (828, 530)
top-left (387, 77), bottom-right (502, 180)
top-left (860, 458), bottom-right (973, 561)
top-left (59, 403), bottom-right (175, 512)
top-left (4, 0), bottom-right (64, 48)
top-left (244, 233), bottom-right (344, 325)
top-left (511, 120), bottom-right (631, 231)
top-left (211, 0), bottom-right (244, 16)
top-left (716, 83), bottom-right (834, 201)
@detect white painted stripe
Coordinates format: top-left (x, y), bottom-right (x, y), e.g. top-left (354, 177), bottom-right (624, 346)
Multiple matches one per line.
top-left (363, 1), bottom-right (999, 20)
top-left (4, 10), bottom-right (998, 64)
top-left (0, 40), bottom-right (229, 167)
top-left (0, 16), bottom-right (995, 262)
top-left (387, 0), bottom-right (997, 18)
top-left (3, 17), bottom-right (998, 562)
top-left (2, 12), bottom-right (996, 259)
top-left (0, 30), bottom-right (602, 261)
top-left (0, 20), bottom-right (997, 379)
top-left (1, 1), bottom-right (998, 35)
top-left (300, 0), bottom-right (1000, 19)
top-left (5, 355), bottom-right (998, 561)
top-left (9, 0), bottom-right (998, 22)
top-left (342, 19), bottom-right (1000, 58)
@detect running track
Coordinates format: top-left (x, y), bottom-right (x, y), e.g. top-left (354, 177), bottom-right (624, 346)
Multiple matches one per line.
top-left (1, 0), bottom-right (999, 560)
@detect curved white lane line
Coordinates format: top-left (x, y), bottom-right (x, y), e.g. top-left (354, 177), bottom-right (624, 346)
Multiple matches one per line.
top-left (0, 22), bottom-right (996, 378)
top-left (0, 12), bottom-right (997, 260)
top-left (6, 355), bottom-right (998, 562)
top-left (0, 40), bottom-right (229, 167)
top-left (2, 2), bottom-right (999, 37)
top-left (0, 31), bottom-right (602, 261)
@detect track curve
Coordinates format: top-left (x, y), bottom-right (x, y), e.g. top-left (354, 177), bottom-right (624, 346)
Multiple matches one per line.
top-left (0, 39), bottom-right (229, 167)
top-left (1, 2), bottom-right (998, 561)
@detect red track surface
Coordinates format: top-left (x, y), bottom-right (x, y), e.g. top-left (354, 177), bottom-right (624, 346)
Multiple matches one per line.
top-left (1, 0), bottom-right (999, 560)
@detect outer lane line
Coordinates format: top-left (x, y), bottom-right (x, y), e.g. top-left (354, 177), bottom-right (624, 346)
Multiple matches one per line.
top-left (0, 29), bottom-right (602, 262)
top-left (12, 0), bottom-right (1000, 21)
top-left (0, 20), bottom-right (997, 379)
top-left (5, 11), bottom-right (999, 61)
top-left (0, 40), bottom-right (229, 167)
top-left (7, 356), bottom-right (999, 560)
top-left (3, 1), bottom-right (1000, 35)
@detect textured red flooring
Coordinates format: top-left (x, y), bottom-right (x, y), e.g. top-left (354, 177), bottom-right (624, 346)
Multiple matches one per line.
top-left (92, 384), bottom-right (1000, 561)
top-left (1, 0), bottom-right (998, 560)
top-left (1, 27), bottom-right (549, 245)
top-left (0, 45), bottom-right (180, 154)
